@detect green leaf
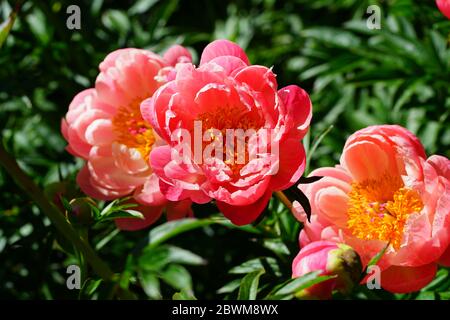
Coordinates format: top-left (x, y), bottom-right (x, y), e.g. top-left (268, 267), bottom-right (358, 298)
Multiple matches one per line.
top-left (439, 292), bottom-right (450, 300)
top-left (0, 1), bottom-right (22, 49)
top-left (367, 243), bottom-right (389, 268)
top-left (237, 269), bottom-right (265, 300)
top-left (415, 291), bottom-right (436, 300)
top-left (229, 257), bottom-right (281, 277)
top-left (79, 278), bottom-right (103, 299)
top-left (301, 27), bottom-right (362, 48)
top-left (139, 271), bottom-right (161, 299)
top-left (160, 264), bottom-right (192, 291)
top-left (306, 125), bottom-right (334, 169)
top-left (265, 271), bottom-right (335, 300)
top-left (421, 268), bottom-right (449, 292)
top-left (173, 289), bottom-right (197, 300)
top-left (129, 0), bottom-right (160, 15)
top-left (99, 198), bottom-right (134, 217)
top-left (421, 121), bottom-right (440, 153)
top-left (217, 279), bottom-right (241, 294)
top-left (139, 245), bottom-right (206, 271)
top-left (147, 218), bottom-right (220, 249)
top-left (100, 209), bottom-right (144, 221)
top-left (102, 9), bottom-right (130, 35)
top-left (119, 255), bottom-right (134, 290)
top-left (262, 238), bottom-right (290, 256)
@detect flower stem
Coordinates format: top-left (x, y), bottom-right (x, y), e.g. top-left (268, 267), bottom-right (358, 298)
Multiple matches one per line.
top-left (0, 1), bottom-right (24, 49)
top-left (0, 143), bottom-right (115, 281)
top-left (274, 191), bottom-right (293, 210)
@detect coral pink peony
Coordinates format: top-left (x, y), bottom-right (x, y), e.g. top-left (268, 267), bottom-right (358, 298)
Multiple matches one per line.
top-left (293, 125), bottom-right (450, 293)
top-left (141, 39), bottom-right (312, 225)
top-left (292, 240), bottom-right (362, 299)
top-left (61, 46), bottom-right (193, 231)
top-left (437, 0), bottom-right (450, 19)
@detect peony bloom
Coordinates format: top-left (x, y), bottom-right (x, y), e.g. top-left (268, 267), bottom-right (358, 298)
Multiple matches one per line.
top-left (61, 46), bottom-right (193, 231)
top-left (141, 39), bottom-right (312, 225)
top-left (292, 241), bottom-right (362, 299)
top-left (293, 125), bottom-right (450, 293)
top-left (437, 0), bottom-right (450, 19)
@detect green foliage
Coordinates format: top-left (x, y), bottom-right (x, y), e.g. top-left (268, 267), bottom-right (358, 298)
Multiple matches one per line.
top-left (0, 0), bottom-right (449, 300)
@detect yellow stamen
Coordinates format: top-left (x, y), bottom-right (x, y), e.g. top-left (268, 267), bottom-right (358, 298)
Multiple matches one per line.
top-left (197, 106), bottom-right (263, 176)
top-left (347, 173), bottom-right (423, 250)
top-left (112, 99), bottom-right (155, 161)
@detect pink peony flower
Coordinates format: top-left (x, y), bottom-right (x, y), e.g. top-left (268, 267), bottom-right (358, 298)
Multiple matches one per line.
top-left (437, 0), bottom-right (450, 19)
top-left (293, 125), bottom-right (450, 293)
top-left (292, 240), bottom-right (362, 299)
top-left (61, 46), bottom-right (193, 231)
top-left (141, 39), bottom-right (312, 225)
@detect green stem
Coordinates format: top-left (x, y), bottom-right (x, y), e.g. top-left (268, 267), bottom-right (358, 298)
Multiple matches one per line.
top-left (0, 143), bottom-right (115, 281)
top-left (274, 191), bottom-right (293, 210)
top-left (0, 1), bottom-right (24, 49)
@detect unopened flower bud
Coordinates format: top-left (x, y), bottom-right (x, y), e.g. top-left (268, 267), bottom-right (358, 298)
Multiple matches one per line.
top-left (292, 240), bottom-right (362, 299)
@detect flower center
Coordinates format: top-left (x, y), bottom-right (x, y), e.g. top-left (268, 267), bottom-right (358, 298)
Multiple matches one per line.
top-left (197, 106), bottom-right (264, 175)
top-left (197, 106), bottom-right (263, 132)
top-left (346, 173), bottom-right (423, 250)
top-left (112, 99), bottom-right (155, 161)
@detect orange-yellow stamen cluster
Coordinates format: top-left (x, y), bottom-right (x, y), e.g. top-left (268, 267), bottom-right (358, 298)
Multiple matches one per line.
top-left (112, 99), bottom-right (155, 161)
top-left (347, 173), bottom-right (423, 250)
top-left (197, 106), bottom-right (263, 176)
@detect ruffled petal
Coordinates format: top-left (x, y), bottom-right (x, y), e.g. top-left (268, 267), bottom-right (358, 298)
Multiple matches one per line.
top-left (216, 190), bottom-right (272, 225)
top-left (380, 263), bottom-right (437, 293)
top-left (200, 39), bottom-right (249, 66)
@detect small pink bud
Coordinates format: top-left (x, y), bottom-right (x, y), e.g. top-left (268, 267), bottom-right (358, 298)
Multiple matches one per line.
top-left (292, 241), bottom-right (362, 299)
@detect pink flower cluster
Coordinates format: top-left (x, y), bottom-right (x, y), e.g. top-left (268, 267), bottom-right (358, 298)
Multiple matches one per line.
top-left (62, 39), bottom-right (450, 296)
top-left (62, 46), bottom-right (194, 230)
top-left (142, 40), bottom-right (312, 225)
top-left (292, 125), bottom-right (450, 295)
top-left (62, 40), bottom-right (312, 229)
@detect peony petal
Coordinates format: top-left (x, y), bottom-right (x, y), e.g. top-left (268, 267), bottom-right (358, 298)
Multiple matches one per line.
top-left (112, 143), bottom-right (150, 175)
top-left (315, 186), bottom-right (349, 229)
top-left (278, 85), bottom-right (313, 139)
top-left (163, 45), bottom-right (192, 66)
top-left (438, 245), bottom-right (450, 267)
top-left (85, 118), bottom-right (116, 146)
top-left (341, 138), bottom-right (397, 182)
top-left (207, 56), bottom-right (248, 76)
top-left (166, 199), bottom-right (193, 220)
top-left (269, 138), bottom-right (306, 191)
top-left (133, 173), bottom-right (168, 207)
top-left (76, 165), bottom-right (132, 200)
top-left (428, 155), bottom-right (450, 180)
top-left (114, 203), bottom-right (164, 231)
top-left (380, 263), bottom-right (437, 293)
top-left (200, 39), bottom-right (249, 66)
top-left (88, 146), bottom-right (147, 190)
top-left (149, 145), bottom-right (172, 178)
top-left (216, 190), bottom-right (272, 225)
top-left (437, 0), bottom-right (450, 19)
